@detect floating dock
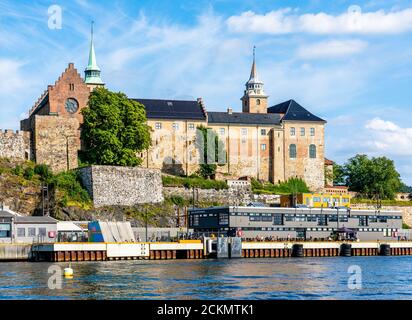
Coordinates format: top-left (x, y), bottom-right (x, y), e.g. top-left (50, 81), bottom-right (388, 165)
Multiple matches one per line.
top-left (24, 240), bottom-right (412, 262)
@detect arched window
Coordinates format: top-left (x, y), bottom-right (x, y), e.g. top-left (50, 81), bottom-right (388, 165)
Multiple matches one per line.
top-left (309, 144), bottom-right (316, 158)
top-left (256, 99), bottom-right (261, 105)
top-left (289, 144), bottom-right (297, 159)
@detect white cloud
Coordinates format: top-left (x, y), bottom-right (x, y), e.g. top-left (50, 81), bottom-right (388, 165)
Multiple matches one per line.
top-left (364, 117), bottom-right (412, 156)
top-left (227, 8), bottom-right (412, 34)
top-left (0, 59), bottom-right (25, 94)
top-left (297, 40), bottom-right (368, 59)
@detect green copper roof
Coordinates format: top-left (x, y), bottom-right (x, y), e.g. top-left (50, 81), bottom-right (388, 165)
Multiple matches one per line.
top-left (85, 22), bottom-right (104, 85)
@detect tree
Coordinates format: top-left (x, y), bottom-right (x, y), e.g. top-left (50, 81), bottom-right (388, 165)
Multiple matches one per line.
top-left (195, 126), bottom-right (226, 179)
top-left (81, 87), bottom-right (151, 166)
top-left (344, 154), bottom-right (401, 200)
top-left (333, 164), bottom-right (346, 185)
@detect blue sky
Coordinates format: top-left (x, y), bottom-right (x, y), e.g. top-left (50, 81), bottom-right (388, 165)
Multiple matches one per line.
top-left (1, 0), bottom-right (412, 184)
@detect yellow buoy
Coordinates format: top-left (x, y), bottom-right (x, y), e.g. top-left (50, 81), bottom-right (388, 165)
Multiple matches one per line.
top-left (64, 264), bottom-right (74, 278)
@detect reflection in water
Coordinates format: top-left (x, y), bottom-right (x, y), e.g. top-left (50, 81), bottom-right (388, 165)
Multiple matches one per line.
top-left (1, 256), bottom-right (412, 299)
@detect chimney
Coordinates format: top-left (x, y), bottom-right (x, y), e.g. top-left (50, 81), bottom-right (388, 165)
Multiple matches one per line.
top-left (227, 107), bottom-right (233, 115)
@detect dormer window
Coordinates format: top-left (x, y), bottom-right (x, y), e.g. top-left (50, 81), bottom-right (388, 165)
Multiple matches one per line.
top-left (167, 101), bottom-right (173, 107)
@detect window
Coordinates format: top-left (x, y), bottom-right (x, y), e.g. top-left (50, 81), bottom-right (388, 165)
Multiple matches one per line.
top-left (369, 216), bottom-right (378, 223)
top-left (261, 144), bottom-right (267, 151)
top-left (172, 123), bottom-right (179, 130)
top-left (188, 123), bottom-right (195, 130)
top-left (0, 224), bottom-right (11, 238)
top-left (300, 128), bottom-right (305, 136)
top-left (359, 216), bottom-right (368, 226)
top-left (290, 127), bottom-right (296, 136)
top-left (273, 214), bottom-right (283, 225)
top-left (249, 213), bottom-right (261, 221)
top-left (219, 214), bottom-right (229, 225)
top-left (191, 215), bottom-right (199, 226)
top-left (241, 128), bottom-right (248, 135)
top-left (310, 128), bottom-right (315, 136)
top-left (28, 228), bottom-right (36, 237)
top-left (317, 215), bottom-right (327, 226)
top-left (309, 144), bottom-right (317, 158)
top-left (289, 144), bottom-right (297, 159)
top-left (39, 228), bottom-right (47, 237)
top-left (256, 99), bottom-right (261, 105)
top-left (378, 216), bottom-right (388, 223)
top-left (155, 122), bottom-right (162, 130)
top-left (69, 83), bottom-right (74, 91)
top-left (261, 214), bottom-right (272, 222)
top-left (220, 128), bottom-right (225, 135)
top-left (261, 129), bottom-right (266, 135)
top-left (17, 228), bottom-right (25, 237)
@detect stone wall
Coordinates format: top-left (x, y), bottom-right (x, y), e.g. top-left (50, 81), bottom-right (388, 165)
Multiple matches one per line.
top-left (33, 115), bottom-right (80, 173)
top-left (79, 165), bottom-right (164, 207)
top-left (0, 130), bottom-right (31, 160)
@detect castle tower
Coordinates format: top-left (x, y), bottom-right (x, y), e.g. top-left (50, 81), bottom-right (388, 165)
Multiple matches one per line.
top-left (84, 21), bottom-right (104, 91)
top-left (241, 46), bottom-right (268, 113)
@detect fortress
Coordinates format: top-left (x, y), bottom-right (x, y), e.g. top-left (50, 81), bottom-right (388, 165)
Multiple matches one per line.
top-left (0, 31), bottom-right (330, 192)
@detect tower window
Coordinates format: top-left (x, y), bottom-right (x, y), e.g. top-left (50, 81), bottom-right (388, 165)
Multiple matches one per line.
top-left (309, 144), bottom-right (317, 158)
top-left (289, 144), bottom-right (297, 159)
top-left (290, 127), bottom-right (296, 136)
top-left (69, 83), bottom-right (74, 91)
top-left (256, 99), bottom-right (261, 105)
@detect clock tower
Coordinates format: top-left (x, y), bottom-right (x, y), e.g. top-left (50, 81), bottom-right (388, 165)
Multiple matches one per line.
top-left (241, 47), bottom-right (268, 114)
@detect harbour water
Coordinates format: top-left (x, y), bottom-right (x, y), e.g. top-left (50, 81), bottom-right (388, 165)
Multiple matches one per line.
top-left (1, 256), bottom-right (412, 300)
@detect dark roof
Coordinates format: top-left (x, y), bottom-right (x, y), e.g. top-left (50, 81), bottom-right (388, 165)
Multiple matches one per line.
top-left (268, 99), bottom-right (326, 122)
top-left (15, 216), bottom-right (57, 224)
top-left (208, 112), bottom-right (281, 125)
top-left (132, 99), bottom-right (206, 120)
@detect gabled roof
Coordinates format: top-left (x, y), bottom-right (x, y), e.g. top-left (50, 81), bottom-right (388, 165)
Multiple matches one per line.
top-left (0, 210), bottom-right (14, 218)
top-left (132, 99), bottom-right (206, 120)
top-left (208, 111), bottom-right (281, 125)
top-left (268, 99), bottom-right (326, 123)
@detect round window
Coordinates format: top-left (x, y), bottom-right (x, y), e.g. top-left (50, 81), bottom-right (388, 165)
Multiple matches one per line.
top-left (65, 98), bottom-right (79, 114)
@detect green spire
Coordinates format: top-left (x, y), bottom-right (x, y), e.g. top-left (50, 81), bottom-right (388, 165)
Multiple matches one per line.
top-left (85, 21), bottom-right (104, 85)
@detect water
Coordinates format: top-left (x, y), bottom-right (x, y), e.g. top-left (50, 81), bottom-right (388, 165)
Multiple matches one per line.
top-left (1, 256), bottom-right (412, 299)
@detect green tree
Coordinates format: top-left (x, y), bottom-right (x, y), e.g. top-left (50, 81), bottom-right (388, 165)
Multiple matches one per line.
top-left (333, 164), bottom-right (346, 185)
top-left (345, 154), bottom-right (401, 200)
top-left (196, 126), bottom-right (226, 179)
top-left (81, 87), bottom-right (151, 166)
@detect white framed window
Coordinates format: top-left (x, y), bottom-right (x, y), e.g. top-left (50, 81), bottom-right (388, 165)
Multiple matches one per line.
top-left (290, 127), bottom-right (295, 136)
top-left (17, 228), bottom-right (25, 237)
top-left (310, 128), bottom-right (315, 136)
top-left (261, 144), bottom-right (267, 151)
top-left (220, 128), bottom-right (225, 135)
top-left (172, 123), bottom-right (179, 130)
top-left (188, 123), bottom-right (195, 130)
top-left (155, 122), bottom-right (162, 130)
top-left (301, 127), bottom-right (305, 136)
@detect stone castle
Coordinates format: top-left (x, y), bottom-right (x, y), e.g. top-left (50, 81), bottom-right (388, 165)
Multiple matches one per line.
top-left (0, 29), bottom-right (330, 191)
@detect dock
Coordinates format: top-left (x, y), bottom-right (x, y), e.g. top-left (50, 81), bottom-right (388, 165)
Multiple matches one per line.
top-left (22, 239), bottom-right (412, 262)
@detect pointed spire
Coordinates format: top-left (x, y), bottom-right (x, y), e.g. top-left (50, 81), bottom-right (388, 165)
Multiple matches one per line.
top-left (85, 21), bottom-right (104, 85)
top-left (249, 45), bottom-right (257, 81)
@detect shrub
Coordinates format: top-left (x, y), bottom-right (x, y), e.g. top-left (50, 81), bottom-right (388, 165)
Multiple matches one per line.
top-left (53, 171), bottom-right (90, 204)
top-left (12, 165), bottom-right (24, 176)
top-left (34, 164), bottom-right (53, 182)
top-left (23, 167), bottom-right (35, 180)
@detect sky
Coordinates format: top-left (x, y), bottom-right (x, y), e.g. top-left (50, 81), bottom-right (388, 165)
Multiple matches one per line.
top-left (0, 0), bottom-right (412, 184)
